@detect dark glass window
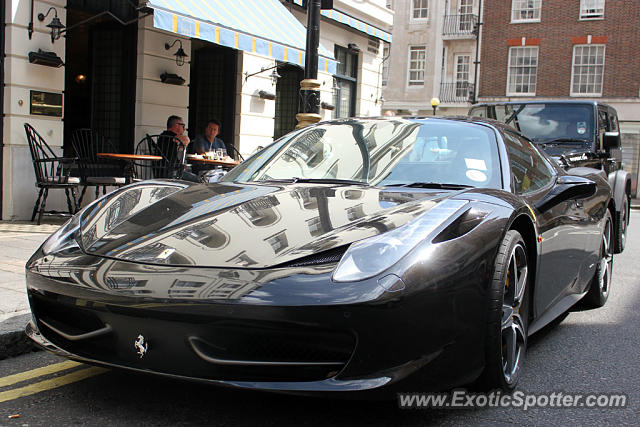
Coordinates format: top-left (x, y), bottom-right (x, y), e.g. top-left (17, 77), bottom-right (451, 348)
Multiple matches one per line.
top-left (333, 46), bottom-right (358, 118)
top-left (503, 131), bottom-right (555, 194)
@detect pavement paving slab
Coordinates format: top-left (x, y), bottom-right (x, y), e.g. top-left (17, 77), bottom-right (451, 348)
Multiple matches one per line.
top-left (0, 220), bottom-right (60, 359)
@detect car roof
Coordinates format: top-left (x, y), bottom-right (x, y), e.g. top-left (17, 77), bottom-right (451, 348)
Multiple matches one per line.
top-left (470, 100), bottom-right (615, 110)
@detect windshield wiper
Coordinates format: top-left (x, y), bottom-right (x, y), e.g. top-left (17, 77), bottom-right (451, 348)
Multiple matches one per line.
top-left (385, 182), bottom-right (472, 189)
top-left (535, 138), bottom-right (589, 146)
top-left (260, 177), bottom-right (369, 186)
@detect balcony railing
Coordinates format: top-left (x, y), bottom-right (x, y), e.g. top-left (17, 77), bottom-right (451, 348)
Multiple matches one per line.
top-left (442, 14), bottom-right (478, 38)
top-left (439, 82), bottom-right (475, 104)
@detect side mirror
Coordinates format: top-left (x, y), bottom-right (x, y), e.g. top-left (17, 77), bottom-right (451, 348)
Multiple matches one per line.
top-left (534, 175), bottom-right (596, 213)
top-left (603, 131), bottom-right (621, 150)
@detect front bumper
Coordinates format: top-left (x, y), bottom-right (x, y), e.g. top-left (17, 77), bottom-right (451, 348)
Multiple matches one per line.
top-left (25, 236), bottom-right (493, 393)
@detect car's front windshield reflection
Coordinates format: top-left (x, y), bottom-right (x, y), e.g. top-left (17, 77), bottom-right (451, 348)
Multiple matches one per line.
top-left (222, 118), bottom-right (501, 189)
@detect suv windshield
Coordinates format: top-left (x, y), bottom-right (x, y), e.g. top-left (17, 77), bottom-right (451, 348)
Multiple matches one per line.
top-left (222, 118), bottom-right (502, 189)
top-left (471, 103), bottom-right (593, 143)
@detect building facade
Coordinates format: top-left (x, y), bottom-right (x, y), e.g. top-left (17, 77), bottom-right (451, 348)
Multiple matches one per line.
top-left (382, 0), bottom-right (481, 116)
top-left (1, 0), bottom-right (393, 220)
top-left (478, 0), bottom-right (640, 194)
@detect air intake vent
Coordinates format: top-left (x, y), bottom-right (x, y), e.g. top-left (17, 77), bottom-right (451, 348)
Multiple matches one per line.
top-left (276, 246), bottom-right (348, 268)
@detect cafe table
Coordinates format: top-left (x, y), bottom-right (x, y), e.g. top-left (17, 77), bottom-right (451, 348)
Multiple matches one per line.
top-left (97, 153), bottom-right (163, 183)
top-left (186, 155), bottom-right (240, 169)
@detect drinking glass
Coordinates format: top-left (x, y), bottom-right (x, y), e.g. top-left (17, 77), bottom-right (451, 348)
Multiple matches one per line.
top-left (216, 148), bottom-right (224, 159)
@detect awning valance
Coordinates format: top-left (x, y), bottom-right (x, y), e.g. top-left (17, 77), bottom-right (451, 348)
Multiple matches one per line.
top-left (149, 0), bottom-right (337, 74)
top-left (292, 0), bottom-right (392, 42)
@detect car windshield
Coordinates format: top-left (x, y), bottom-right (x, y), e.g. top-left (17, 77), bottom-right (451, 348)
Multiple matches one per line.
top-left (471, 103), bottom-right (593, 143)
top-left (222, 118), bottom-right (502, 189)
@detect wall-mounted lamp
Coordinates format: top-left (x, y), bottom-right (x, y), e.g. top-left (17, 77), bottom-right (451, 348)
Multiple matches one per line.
top-left (244, 65), bottom-right (281, 85)
top-left (165, 40), bottom-right (188, 66)
top-left (430, 97), bottom-right (440, 115)
top-left (347, 43), bottom-right (361, 52)
top-left (258, 90), bottom-right (276, 100)
top-left (160, 72), bottom-right (185, 85)
top-left (332, 77), bottom-right (340, 95)
top-left (38, 7), bottom-right (65, 43)
top-left (320, 101), bottom-right (335, 110)
top-left (28, 49), bottom-right (64, 67)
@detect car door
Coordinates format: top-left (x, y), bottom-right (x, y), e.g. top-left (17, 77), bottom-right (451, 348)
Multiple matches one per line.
top-left (502, 130), bottom-right (586, 315)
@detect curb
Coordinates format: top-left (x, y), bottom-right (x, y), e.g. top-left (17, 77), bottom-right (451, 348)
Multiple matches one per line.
top-left (0, 313), bottom-right (38, 360)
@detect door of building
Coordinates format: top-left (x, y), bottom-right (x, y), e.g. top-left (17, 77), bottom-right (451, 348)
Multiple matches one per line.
top-left (63, 2), bottom-right (137, 155)
top-left (274, 64), bottom-right (303, 140)
top-left (188, 44), bottom-right (237, 152)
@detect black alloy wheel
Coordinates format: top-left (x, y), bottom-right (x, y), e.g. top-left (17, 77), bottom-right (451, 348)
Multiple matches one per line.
top-left (585, 210), bottom-right (613, 307)
top-left (481, 230), bottom-right (529, 391)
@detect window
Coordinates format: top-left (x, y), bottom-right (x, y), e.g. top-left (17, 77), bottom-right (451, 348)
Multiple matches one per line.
top-left (454, 54), bottom-right (471, 97)
top-left (459, 0), bottom-right (474, 31)
top-left (507, 46), bottom-right (538, 95)
top-left (580, 0), bottom-right (604, 19)
top-left (503, 131), bottom-right (554, 194)
top-left (411, 0), bottom-right (428, 20)
top-left (511, 0), bottom-right (541, 22)
top-left (408, 46), bottom-right (426, 86)
top-left (571, 44), bottom-right (605, 96)
top-left (333, 46), bottom-right (358, 118)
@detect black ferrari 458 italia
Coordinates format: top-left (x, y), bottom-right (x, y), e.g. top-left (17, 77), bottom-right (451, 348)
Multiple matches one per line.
top-left (26, 117), bottom-right (615, 395)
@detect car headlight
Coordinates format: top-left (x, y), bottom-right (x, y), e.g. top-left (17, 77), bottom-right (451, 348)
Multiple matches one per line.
top-left (332, 199), bottom-right (469, 282)
top-left (41, 196), bottom-right (107, 255)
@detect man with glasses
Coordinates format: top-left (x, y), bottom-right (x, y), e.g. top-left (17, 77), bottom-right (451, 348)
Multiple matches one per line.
top-left (155, 115), bottom-right (197, 181)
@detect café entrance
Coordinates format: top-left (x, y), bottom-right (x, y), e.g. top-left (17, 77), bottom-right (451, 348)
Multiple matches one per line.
top-left (63, 0), bottom-right (138, 156)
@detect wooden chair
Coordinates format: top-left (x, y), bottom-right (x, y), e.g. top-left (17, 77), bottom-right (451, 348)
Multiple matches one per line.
top-left (134, 134), bottom-right (186, 180)
top-left (24, 123), bottom-right (80, 224)
top-left (70, 128), bottom-right (127, 205)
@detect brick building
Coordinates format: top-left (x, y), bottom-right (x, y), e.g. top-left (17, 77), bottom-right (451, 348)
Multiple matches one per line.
top-left (477, 0), bottom-right (640, 192)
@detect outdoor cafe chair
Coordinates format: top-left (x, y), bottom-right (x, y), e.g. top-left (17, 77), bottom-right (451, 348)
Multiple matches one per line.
top-left (70, 128), bottom-right (127, 205)
top-left (134, 134), bottom-right (187, 180)
top-left (24, 123), bottom-right (80, 225)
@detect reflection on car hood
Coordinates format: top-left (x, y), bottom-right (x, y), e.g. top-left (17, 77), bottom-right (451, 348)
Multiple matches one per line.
top-left (80, 181), bottom-right (454, 268)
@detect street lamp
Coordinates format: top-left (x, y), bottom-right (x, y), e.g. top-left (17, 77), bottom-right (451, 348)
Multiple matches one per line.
top-left (430, 97), bottom-right (440, 116)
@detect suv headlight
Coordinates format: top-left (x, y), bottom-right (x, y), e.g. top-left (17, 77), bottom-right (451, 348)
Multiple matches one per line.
top-left (332, 199), bottom-right (468, 282)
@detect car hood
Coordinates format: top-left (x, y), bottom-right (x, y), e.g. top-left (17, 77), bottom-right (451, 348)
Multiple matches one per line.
top-left (79, 181), bottom-right (456, 268)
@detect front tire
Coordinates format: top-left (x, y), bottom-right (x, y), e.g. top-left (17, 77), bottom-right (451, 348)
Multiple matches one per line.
top-left (481, 230), bottom-right (529, 391)
top-left (585, 211), bottom-right (613, 307)
top-left (614, 196), bottom-right (628, 253)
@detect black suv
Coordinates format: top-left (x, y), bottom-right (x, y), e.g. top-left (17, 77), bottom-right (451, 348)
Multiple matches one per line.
top-left (469, 100), bottom-right (630, 253)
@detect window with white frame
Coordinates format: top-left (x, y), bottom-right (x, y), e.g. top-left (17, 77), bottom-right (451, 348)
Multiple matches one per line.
top-left (511, 0), bottom-right (541, 22)
top-left (454, 54), bottom-right (471, 97)
top-left (580, 0), bottom-right (604, 19)
top-left (411, 0), bottom-right (429, 20)
top-left (506, 46), bottom-right (538, 95)
top-left (408, 46), bottom-right (426, 86)
top-left (571, 44), bottom-right (605, 96)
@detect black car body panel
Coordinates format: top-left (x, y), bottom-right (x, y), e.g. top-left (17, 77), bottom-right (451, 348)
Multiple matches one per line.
top-left (25, 117), bottom-right (614, 394)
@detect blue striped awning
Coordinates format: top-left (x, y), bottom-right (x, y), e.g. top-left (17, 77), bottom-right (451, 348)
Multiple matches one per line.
top-left (291, 0), bottom-right (392, 42)
top-left (149, 0), bottom-right (337, 74)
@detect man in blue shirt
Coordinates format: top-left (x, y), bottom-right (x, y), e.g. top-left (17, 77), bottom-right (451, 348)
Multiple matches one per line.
top-left (190, 119), bottom-right (226, 155)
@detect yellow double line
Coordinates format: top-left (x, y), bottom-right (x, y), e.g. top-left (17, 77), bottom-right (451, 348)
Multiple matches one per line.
top-left (0, 360), bottom-right (108, 403)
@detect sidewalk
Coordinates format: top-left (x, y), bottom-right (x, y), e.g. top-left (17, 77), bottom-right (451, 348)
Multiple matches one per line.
top-left (0, 220), bottom-right (62, 359)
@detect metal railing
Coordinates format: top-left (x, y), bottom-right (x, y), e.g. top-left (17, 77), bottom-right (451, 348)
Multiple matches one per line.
top-left (442, 14), bottom-right (478, 37)
top-left (439, 82), bottom-right (475, 103)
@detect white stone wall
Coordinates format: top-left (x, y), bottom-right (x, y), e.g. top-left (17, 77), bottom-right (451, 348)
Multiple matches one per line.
top-left (3, 0), bottom-right (67, 220)
top-left (135, 15), bottom-right (190, 142)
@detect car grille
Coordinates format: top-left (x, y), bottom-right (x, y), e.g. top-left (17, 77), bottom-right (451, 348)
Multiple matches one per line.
top-left (29, 290), bottom-right (355, 382)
